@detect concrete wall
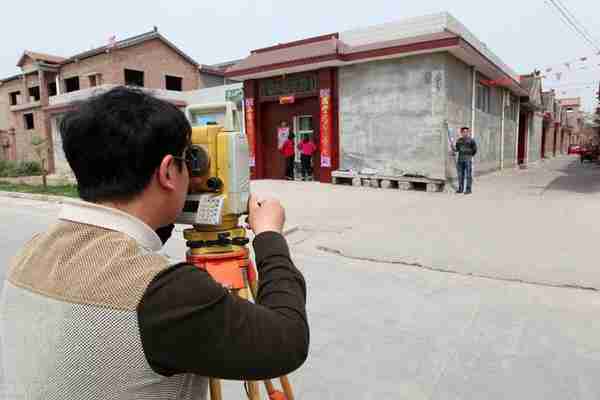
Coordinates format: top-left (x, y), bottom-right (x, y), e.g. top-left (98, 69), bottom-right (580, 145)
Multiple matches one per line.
top-left (473, 80), bottom-right (503, 175)
top-left (198, 73), bottom-right (226, 89)
top-left (445, 54), bottom-right (473, 179)
top-left (528, 113), bottom-right (543, 163)
top-left (339, 52), bottom-right (518, 180)
top-left (339, 53), bottom-right (447, 178)
top-left (503, 118), bottom-right (518, 167)
top-left (543, 123), bottom-right (556, 158)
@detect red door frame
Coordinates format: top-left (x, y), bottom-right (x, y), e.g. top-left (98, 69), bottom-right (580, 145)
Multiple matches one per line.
top-left (243, 68), bottom-right (340, 183)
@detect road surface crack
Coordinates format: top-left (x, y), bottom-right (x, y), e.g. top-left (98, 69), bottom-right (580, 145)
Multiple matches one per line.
top-left (317, 246), bottom-right (599, 292)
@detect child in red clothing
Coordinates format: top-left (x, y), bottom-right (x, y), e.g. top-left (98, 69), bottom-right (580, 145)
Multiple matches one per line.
top-left (280, 132), bottom-right (295, 180)
top-left (297, 135), bottom-right (317, 180)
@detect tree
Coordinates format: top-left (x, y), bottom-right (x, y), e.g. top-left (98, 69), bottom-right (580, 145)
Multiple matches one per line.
top-left (31, 135), bottom-right (49, 189)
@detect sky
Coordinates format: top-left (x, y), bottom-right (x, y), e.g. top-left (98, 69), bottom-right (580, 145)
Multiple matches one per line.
top-left (1, 0), bottom-right (599, 112)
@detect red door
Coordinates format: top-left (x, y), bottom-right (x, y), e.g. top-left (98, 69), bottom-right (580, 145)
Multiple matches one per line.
top-left (259, 97), bottom-right (320, 180)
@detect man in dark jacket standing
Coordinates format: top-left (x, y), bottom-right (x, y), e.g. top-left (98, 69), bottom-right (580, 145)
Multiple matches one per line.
top-left (454, 126), bottom-right (478, 194)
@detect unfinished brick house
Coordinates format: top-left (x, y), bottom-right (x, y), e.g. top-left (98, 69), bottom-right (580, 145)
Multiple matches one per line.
top-left (0, 28), bottom-right (229, 174)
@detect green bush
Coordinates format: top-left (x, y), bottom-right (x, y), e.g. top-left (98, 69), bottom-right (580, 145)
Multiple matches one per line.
top-left (0, 160), bottom-right (43, 177)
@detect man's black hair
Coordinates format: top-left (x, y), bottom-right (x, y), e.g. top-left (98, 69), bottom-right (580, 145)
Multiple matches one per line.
top-left (461, 126), bottom-right (471, 132)
top-left (60, 86), bottom-right (190, 202)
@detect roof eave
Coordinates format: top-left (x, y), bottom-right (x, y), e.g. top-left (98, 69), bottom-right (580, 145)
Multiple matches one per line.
top-left (226, 36), bottom-right (526, 97)
top-left (61, 31), bottom-right (199, 67)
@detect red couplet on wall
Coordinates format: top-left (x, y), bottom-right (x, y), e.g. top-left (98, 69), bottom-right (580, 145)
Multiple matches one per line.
top-left (244, 98), bottom-right (256, 168)
top-left (319, 88), bottom-right (332, 168)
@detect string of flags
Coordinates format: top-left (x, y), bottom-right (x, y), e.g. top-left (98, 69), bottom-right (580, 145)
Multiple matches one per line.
top-left (540, 52), bottom-right (600, 81)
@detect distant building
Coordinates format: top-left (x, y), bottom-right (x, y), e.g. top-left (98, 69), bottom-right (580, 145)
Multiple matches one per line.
top-left (0, 28), bottom-right (234, 174)
top-left (227, 12), bottom-right (528, 183)
top-left (519, 73), bottom-right (544, 167)
top-left (558, 97), bottom-right (584, 150)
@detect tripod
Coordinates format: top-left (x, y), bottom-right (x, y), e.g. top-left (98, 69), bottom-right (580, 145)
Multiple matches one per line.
top-left (184, 224), bottom-right (295, 400)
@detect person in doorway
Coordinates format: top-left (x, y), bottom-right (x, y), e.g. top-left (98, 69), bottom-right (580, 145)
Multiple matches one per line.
top-left (277, 121), bottom-right (290, 151)
top-left (298, 135), bottom-right (317, 180)
top-left (454, 126), bottom-right (478, 194)
top-left (281, 131), bottom-right (296, 180)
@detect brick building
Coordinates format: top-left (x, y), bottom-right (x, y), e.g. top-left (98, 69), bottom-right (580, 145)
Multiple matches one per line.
top-left (541, 90), bottom-right (561, 158)
top-left (518, 73), bottom-right (544, 167)
top-left (0, 28), bottom-right (230, 173)
top-left (558, 98), bottom-right (584, 151)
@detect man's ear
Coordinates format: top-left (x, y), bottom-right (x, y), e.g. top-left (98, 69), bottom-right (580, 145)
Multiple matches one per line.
top-left (157, 155), bottom-right (177, 191)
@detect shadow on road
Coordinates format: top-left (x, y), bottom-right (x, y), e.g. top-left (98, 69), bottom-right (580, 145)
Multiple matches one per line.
top-left (543, 159), bottom-right (600, 194)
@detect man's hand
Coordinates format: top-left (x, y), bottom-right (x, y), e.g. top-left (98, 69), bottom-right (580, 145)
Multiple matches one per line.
top-left (247, 195), bottom-right (285, 235)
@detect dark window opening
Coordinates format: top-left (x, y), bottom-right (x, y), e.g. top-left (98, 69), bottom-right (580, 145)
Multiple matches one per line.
top-left (166, 75), bottom-right (183, 91)
top-left (412, 182), bottom-right (427, 191)
top-left (89, 75), bottom-right (97, 87)
top-left (124, 69), bottom-right (144, 87)
top-left (28, 86), bottom-right (40, 102)
top-left (48, 82), bottom-right (57, 97)
top-left (476, 82), bottom-right (490, 113)
top-left (24, 113), bottom-right (34, 130)
top-left (65, 76), bottom-right (80, 93)
top-left (9, 91), bottom-right (20, 106)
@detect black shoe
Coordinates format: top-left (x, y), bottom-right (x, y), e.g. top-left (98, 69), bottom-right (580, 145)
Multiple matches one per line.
top-left (464, 190), bottom-right (472, 195)
top-left (456, 190), bottom-right (463, 194)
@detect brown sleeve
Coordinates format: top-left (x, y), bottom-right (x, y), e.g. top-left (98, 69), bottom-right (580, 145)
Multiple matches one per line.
top-left (137, 231), bottom-right (309, 380)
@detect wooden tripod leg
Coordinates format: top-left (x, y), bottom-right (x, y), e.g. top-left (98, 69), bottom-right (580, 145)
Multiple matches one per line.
top-left (264, 380), bottom-right (276, 394)
top-left (280, 376), bottom-right (294, 400)
top-left (247, 381), bottom-right (260, 400)
top-left (209, 378), bottom-right (222, 400)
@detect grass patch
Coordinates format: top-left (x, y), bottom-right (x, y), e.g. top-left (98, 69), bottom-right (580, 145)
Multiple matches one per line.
top-left (0, 181), bottom-right (79, 198)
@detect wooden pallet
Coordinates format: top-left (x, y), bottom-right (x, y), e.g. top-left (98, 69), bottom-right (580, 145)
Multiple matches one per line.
top-left (331, 171), bottom-right (445, 192)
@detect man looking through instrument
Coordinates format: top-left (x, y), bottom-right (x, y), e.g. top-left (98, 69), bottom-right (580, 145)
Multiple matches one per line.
top-left (0, 86), bottom-right (309, 399)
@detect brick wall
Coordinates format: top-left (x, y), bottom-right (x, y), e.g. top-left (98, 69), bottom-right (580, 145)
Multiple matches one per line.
top-left (0, 85), bottom-right (11, 132)
top-left (60, 38), bottom-right (200, 91)
top-left (11, 109), bottom-right (46, 162)
top-left (1, 36), bottom-right (212, 169)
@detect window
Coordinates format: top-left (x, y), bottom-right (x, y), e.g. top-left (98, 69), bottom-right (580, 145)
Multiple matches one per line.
top-left (29, 86), bottom-right (40, 102)
top-left (165, 75), bottom-right (183, 91)
top-left (89, 75), bottom-right (97, 87)
top-left (124, 69), bottom-right (144, 87)
top-left (506, 95), bottom-right (518, 121)
top-left (476, 82), bottom-right (490, 113)
top-left (48, 82), bottom-right (57, 97)
top-left (24, 113), bottom-right (34, 130)
top-left (65, 76), bottom-right (80, 93)
top-left (9, 91), bottom-right (20, 106)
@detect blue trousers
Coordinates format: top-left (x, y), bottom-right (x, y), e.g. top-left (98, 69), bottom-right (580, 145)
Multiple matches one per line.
top-left (457, 160), bottom-right (473, 191)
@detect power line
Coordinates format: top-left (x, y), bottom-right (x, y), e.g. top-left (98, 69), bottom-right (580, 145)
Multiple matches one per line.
top-left (550, 0), bottom-right (600, 51)
top-left (545, 0), bottom-right (600, 52)
top-left (554, 0), bottom-right (600, 50)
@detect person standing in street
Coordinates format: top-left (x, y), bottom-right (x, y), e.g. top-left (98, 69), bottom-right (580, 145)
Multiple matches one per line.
top-left (297, 135), bottom-right (317, 180)
top-left (281, 131), bottom-right (296, 180)
top-left (454, 126), bottom-right (478, 194)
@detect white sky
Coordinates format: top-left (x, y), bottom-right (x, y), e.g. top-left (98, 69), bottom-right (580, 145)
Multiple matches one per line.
top-left (1, 0), bottom-right (599, 111)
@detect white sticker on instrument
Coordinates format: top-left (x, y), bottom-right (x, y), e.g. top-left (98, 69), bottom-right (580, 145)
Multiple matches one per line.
top-left (195, 194), bottom-right (224, 225)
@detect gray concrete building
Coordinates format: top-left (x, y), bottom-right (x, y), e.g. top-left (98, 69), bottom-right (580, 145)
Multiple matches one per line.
top-left (228, 13), bottom-right (529, 183)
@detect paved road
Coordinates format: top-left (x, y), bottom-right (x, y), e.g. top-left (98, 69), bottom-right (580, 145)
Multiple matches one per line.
top-left (2, 157), bottom-right (600, 399)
